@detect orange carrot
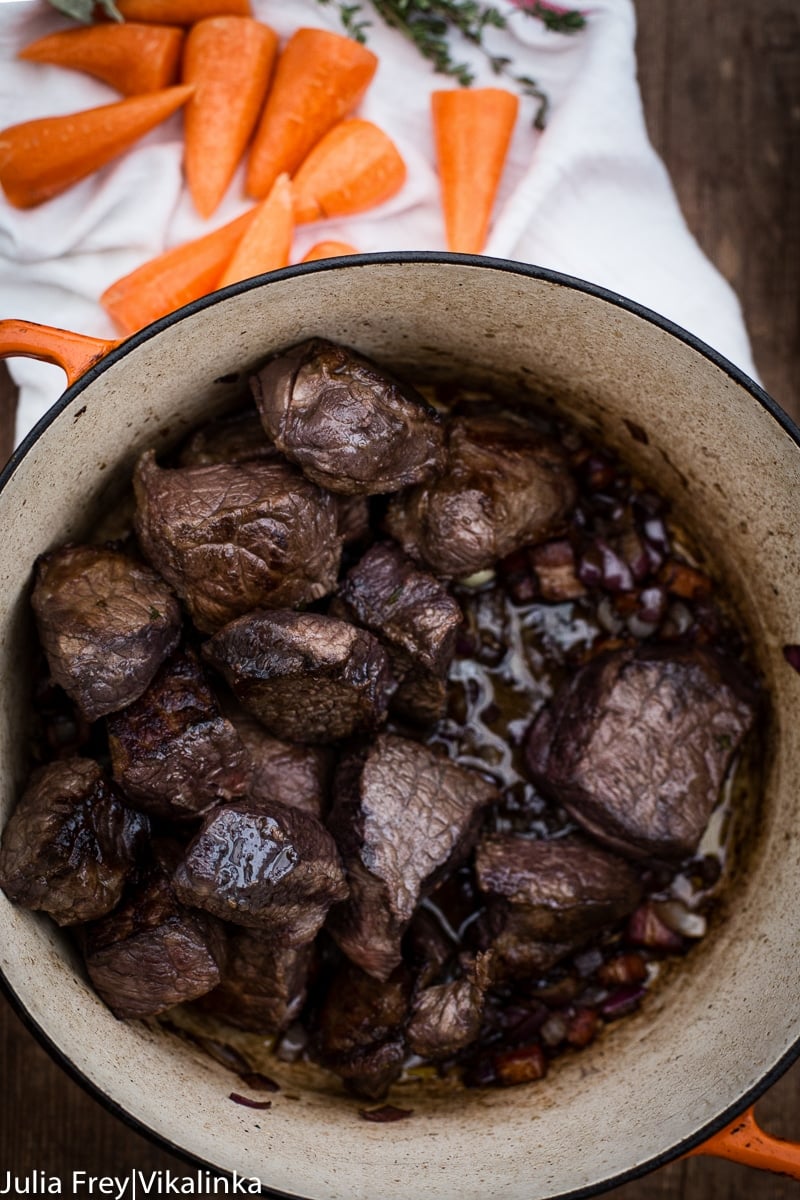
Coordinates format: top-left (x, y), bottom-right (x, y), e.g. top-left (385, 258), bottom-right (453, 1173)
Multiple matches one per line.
top-left (291, 119), bottom-right (405, 224)
top-left (114, 0), bottom-right (250, 22)
top-left (101, 208), bottom-right (255, 333)
top-left (217, 174), bottom-right (293, 287)
top-left (431, 87), bottom-right (519, 254)
top-left (246, 28), bottom-right (378, 200)
top-left (0, 85), bottom-right (193, 209)
top-left (183, 16), bottom-right (278, 219)
top-left (18, 23), bottom-right (184, 96)
top-left (300, 240), bottom-right (358, 263)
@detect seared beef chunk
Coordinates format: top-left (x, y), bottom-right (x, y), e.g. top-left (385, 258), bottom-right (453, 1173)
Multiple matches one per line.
top-left (226, 705), bottom-right (332, 818)
top-left (315, 960), bottom-right (412, 1099)
top-left (327, 735), bottom-right (496, 980)
top-left (333, 541), bottom-right (462, 723)
top-left (134, 452), bottom-right (341, 633)
top-left (107, 648), bottom-right (249, 820)
top-left (0, 758), bottom-right (147, 926)
top-left (32, 545), bottom-right (181, 721)
top-left (179, 411), bottom-right (279, 467)
top-left (84, 843), bottom-right (225, 1019)
top-left (174, 800), bottom-right (348, 939)
top-left (199, 928), bottom-right (313, 1033)
top-left (406, 953), bottom-right (492, 1060)
top-left (526, 645), bottom-right (757, 861)
top-left (203, 610), bottom-right (394, 744)
top-left (336, 493), bottom-right (371, 547)
top-left (385, 415), bottom-right (577, 578)
top-left (475, 835), bottom-right (642, 980)
top-left (251, 339), bottom-right (445, 496)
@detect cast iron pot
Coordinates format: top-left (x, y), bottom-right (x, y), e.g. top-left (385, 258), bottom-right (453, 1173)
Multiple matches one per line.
top-left (1, 254), bottom-right (800, 1197)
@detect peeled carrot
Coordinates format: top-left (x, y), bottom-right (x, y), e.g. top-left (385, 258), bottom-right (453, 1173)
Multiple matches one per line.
top-left (217, 175), bottom-right (293, 287)
top-left (101, 209), bottom-right (255, 333)
top-left (114, 0), bottom-right (250, 22)
top-left (292, 119), bottom-right (406, 224)
top-left (246, 28), bottom-right (378, 200)
top-left (18, 23), bottom-right (184, 96)
top-left (183, 16), bottom-right (278, 219)
top-left (300, 241), bottom-right (358, 263)
top-left (0, 85), bottom-right (193, 209)
top-left (431, 87), bottom-right (519, 254)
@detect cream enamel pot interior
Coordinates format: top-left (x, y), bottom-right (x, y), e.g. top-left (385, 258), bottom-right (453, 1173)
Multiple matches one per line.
top-left (1, 254), bottom-right (800, 1199)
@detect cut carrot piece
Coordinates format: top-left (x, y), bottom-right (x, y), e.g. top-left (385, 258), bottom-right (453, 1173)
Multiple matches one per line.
top-left (300, 240), bottom-right (358, 263)
top-left (431, 87), bottom-right (519, 254)
top-left (218, 174), bottom-right (293, 287)
top-left (114, 0), bottom-right (250, 22)
top-left (183, 16), bottom-right (278, 219)
top-left (18, 23), bottom-right (184, 96)
top-left (0, 85), bottom-right (193, 209)
top-left (292, 119), bottom-right (405, 224)
top-left (101, 209), bottom-right (255, 333)
top-left (246, 27), bottom-right (377, 200)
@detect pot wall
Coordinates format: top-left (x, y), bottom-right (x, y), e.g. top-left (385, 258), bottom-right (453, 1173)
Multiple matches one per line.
top-left (1, 259), bottom-right (799, 1200)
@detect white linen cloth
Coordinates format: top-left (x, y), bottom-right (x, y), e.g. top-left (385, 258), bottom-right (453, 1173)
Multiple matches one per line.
top-left (0, 0), bottom-right (758, 444)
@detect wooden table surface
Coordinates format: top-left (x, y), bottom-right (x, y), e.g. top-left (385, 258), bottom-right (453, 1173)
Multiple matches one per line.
top-left (2, 1), bottom-right (799, 1196)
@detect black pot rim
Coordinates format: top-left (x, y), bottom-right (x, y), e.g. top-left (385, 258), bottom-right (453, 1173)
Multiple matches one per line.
top-left (2, 251), bottom-right (799, 1199)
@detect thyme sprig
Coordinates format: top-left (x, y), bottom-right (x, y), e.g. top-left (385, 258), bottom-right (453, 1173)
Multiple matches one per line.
top-left (317, 0), bottom-right (586, 129)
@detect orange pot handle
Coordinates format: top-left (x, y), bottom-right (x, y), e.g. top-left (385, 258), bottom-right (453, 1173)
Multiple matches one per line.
top-left (0, 319), bottom-right (119, 387)
top-left (688, 1105), bottom-right (800, 1179)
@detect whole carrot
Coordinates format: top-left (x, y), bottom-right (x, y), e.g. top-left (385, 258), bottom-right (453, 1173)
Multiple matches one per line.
top-left (183, 16), bottom-right (278, 218)
top-left (217, 174), bottom-right (293, 287)
top-left (0, 85), bottom-right (193, 209)
top-left (300, 241), bottom-right (358, 263)
top-left (114, 0), bottom-right (250, 21)
top-left (101, 209), bottom-right (255, 334)
top-left (19, 23), bottom-right (184, 96)
top-left (246, 27), bottom-right (378, 200)
top-left (292, 119), bottom-right (406, 224)
top-left (431, 87), bottom-right (519, 254)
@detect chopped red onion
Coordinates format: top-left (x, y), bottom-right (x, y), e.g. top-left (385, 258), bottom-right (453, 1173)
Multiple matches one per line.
top-left (643, 516), bottom-right (670, 553)
top-left (783, 645), bottom-right (800, 673)
top-left (540, 1013), bottom-right (568, 1048)
top-left (229, 1093), bottom-right (272, 1110)
top-left (627, 614), bottom-right (659, 639)
top-left (654, 900), bottom-right (708, 939)
top-left (597, 596), bottom-right (624, 635)
top-left (600, 986), bottom-right (647, 1020)
top-left (495, 1043), bottom-right (548, 1086)
top-left (565, 1007), bottom-right (600, 1048)
top-left (627, 903), bottom-right (684, 952)
top-left (598, 953), bottom-right (647, 987)
top-left (638, 585), bottom-right (667, 624)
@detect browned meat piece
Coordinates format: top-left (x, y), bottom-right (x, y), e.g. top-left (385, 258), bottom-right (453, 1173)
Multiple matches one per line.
top-left (385, 415), bottom-right (577, 578)
top-left (225, 704), bottom-right (332, 818)
top-left (0, 758), bottom-right (148, 926)
top-left (332, 541), bottom-right (462, 724)
top-left (202, 610), bottom-right (394, 744)
top-left (335, 493), bottom-right (371, 547)
top-left (525, 645), bottom-right (758, 860)
top-left (475, 834), bottom-right (642, 980)
top-left (406, 953), bottom-right (492, 1060)
top-left (173, 800), bottom-right (348, 940)
top-left (134, 451), bottom-right (341, 633)
top-left (198, 929), bottom-right (313, 1033)
top-left (250, 339), bottom-right (445, 496)
top-left (178, 410), bottom-right (280, 467)
top-left (315, 960), bottom-right (412, 1099)
top-left (403, 905), bottom-right (459, 989)
top-left (327, 735), bottom-right (497, 980)
top-left (84, 842), bottom-right (225, 1019)
top-left (32, 544), bottom-right (182, 721)
top-left (107, 648), bottom-right (249, 821)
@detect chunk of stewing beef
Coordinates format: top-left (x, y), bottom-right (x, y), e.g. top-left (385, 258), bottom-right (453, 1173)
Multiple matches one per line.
top-left (83, 841), bottom-right (225, 1019)
top-left (225, 704), bottom-right (332, 818)
top-left (385, 415), bottom-right (577, 578)
top-left (332, 541), bottom-right (462, 724)
top-left (173, 800), bottom-right (348, 939)
top-left (525, 645), bottom-right (758, 861)
top-left (315, 960), bottom-right (412, 1099)
top-left (134, 451), bottom-right (341, 633)
top-left (178, 410), bottom-right (280, 467)
top-left (202, 610), bottom-right (394, 744)
top-left (198, 928), bottom-right (313, 1033)
top-left (31, 544), bottom-right (182, 721)
top-left (475, 834), bottom-right (642, 980)
top-left (0, 758), bottom-right (148, 926)
top-left (327, 735), bottom-right (497, 980)
top-left (406, 952), bottom-right (492, 1060)
top-left (250, 338), bottom-right (445, 496)
top-left (107, 648), bottom-right (249, 821)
